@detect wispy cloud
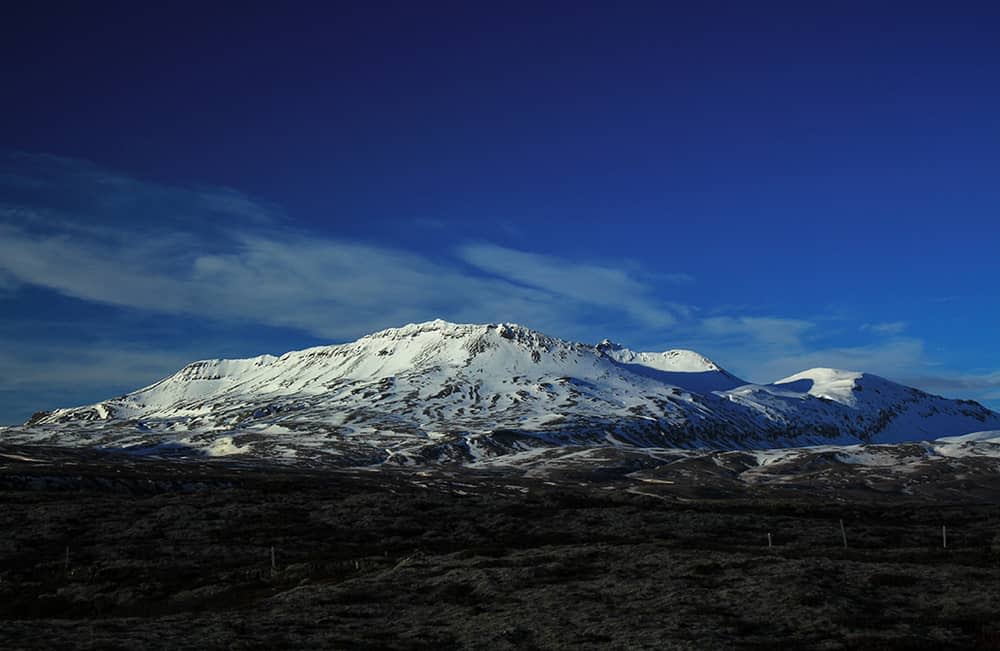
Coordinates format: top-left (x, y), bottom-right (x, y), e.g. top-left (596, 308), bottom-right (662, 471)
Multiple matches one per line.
top-left (458, 243), bottom-right (686, 328)
top-left (0, 223), bottom-right (569, 339)
top-left (861, 321), bottom-right (907, 335)
top-left (0, 269), bottom-right (19, 294)
top-left (896, 371), bottom-right (1000, 396)
top-left (0, 343), bottom-right (195, 392)
top-left (0, 151), bottom-right (281, 235)
top-left (0, 155), bottom-right (690, 342)
top-left (0, 154), bottom-right (696, 342)
top-left (701, 316), bottom-right (814, 348)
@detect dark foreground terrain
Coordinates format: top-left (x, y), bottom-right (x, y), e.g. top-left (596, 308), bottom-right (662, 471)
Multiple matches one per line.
top-left (1, 446), bottom-right (1000, 650)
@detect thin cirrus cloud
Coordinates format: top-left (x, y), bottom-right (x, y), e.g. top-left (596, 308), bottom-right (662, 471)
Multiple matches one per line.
top-left (0, 222), bottom-right (198, 314)
top-left (898, 371), bottom-right (1000, 397)
top-left (0, 343), bottom-right (197, 391)
top-left (0, 151), bottom-right (279, 232)
top-left (457, 243), bottom-right (686, 329)
top-left (0, 223), bottom-right (590, 340)
top-left (861, 321), bottom-right (907, 335)
top-left (0, 152), bottom-right (694, 341)
top-left (0, 269), bottom-right (19, 294)
top-left (700, 316), bottom-right (815, 349)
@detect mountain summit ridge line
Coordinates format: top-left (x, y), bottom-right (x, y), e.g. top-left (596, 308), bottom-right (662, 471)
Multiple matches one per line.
top-left (4, 320), bottom-right (997, 464)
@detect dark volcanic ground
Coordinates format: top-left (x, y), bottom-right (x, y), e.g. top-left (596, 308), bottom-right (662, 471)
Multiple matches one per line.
top-left (1, 445), bottom-right (1000, 650)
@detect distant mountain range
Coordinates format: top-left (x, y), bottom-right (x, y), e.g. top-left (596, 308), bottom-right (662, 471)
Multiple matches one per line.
top-left (4, 320), bottom-right (999, 465)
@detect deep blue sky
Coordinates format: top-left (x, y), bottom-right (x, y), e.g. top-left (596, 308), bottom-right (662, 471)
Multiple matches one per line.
top-left (2, 2), bottom-right (999, 423)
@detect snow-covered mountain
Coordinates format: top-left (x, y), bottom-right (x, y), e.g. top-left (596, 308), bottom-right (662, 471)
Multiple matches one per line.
top-left (5, 320), bottom-right (999, 464)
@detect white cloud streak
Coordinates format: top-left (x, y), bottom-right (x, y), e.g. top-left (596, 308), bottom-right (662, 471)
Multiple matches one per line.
top-left (861, 321), bottom-right (907, 335)
top-left (0, 344), bottom-right (195, 392)
top-left (700, 316), bottom-right (814, 349)
top-left (0, 223), bottom-right (691, 342)
top-left (897, 371), bottom-right (1000, 396)
top-left (0, 155), bottom-right (695, 341)
top-left (458, 243), bottom-right (685, 328)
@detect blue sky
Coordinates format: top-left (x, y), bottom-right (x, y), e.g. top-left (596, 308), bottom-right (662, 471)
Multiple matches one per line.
top-left (2, 3), bottom-right (1000, 423)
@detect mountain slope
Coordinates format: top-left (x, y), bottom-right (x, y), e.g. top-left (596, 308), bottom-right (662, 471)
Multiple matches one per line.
top-left (6, 320), bottom-right (999, 463)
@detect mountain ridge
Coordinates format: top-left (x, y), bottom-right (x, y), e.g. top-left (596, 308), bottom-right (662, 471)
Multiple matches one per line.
top-left (6, 319), bottom-right (999, 464)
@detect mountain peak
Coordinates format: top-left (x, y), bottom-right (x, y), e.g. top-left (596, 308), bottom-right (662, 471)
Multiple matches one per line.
top-left (360, 319), bottom-right (548, 342)
top-left (362, 319), bottom-right (480, 339)
top-left (778, 367), bottom-right (863, 382)
top-left (595, 338), bottom-right (624, 352)
top-left (772, 367), bottom-right (866, 403)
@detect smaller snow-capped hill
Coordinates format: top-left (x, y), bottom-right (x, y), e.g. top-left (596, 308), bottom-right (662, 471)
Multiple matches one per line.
top-left (772, 368), bottom-right (865, 405)
top-left (750, 368), bottom-right (998, 443)
top-left (11, 320), bottom-right (1000, 462)
top-left (597, 339), bottom-right (727, 373)
top-left (595, 339), bottom-right (745, 392)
